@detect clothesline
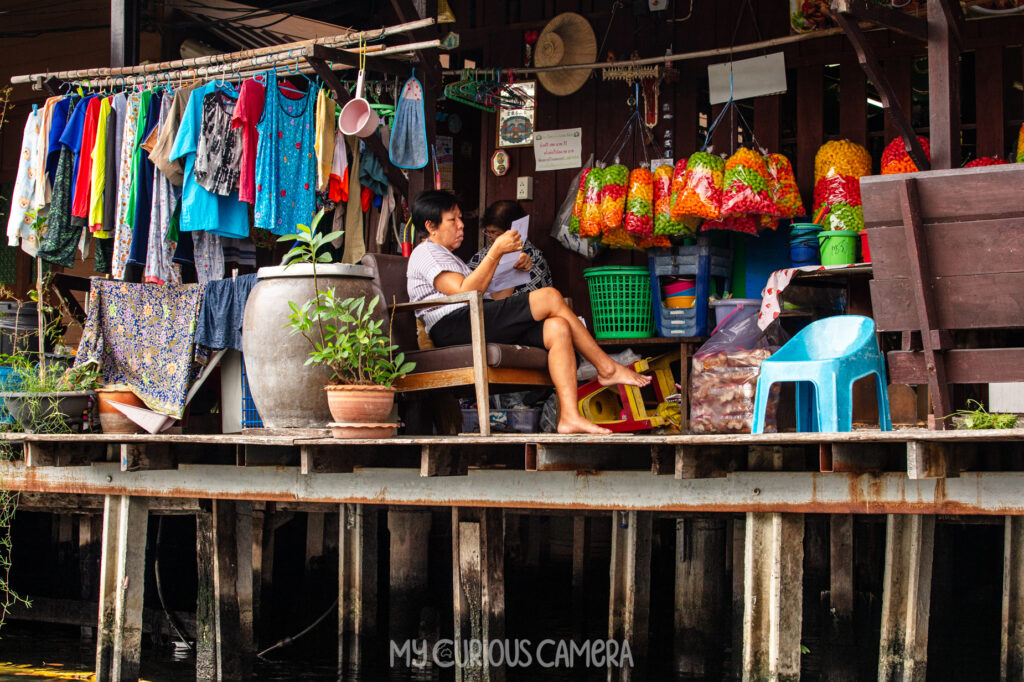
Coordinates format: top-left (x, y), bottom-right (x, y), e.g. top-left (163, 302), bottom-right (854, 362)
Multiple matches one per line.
top-left (10, 17), bottom-right (435, 87)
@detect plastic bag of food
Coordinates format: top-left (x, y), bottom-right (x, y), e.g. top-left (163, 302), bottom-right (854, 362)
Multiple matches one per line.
top-left (569, 168), bottom-right (590, 235)
top-left (821, 202), bottom-right (864, 232)
top-left (701, 214), bottom-right (758, 235)
top-left (624, 167), bottom-right (654, 237)
top-left (653, 165), bottom-right (684, 236)
top-left (579, 167), bottom-right (605, 238)
top-left (881, 135), bottom-right (930, 175)
top-left (964, 156), bottom-right (1009, 168)
top-left (720, 148), bottom-right (779, 217)
top-left (766, 153), bottom-right (805, 218)
top-left (814, 139), bottom-right (871, 183)
top-left (813, 171), bottom-right (861, 212)
top-left (600, 224), bottom-right (637, 250)
top-left (673, 151), bottom-right (724, 221)
top-left (690, 313), bottom-right (785, 434)
top-left (1018, 124), bottom-right (1024, 163)
top-left (601, 164), bottom-right (629, 230)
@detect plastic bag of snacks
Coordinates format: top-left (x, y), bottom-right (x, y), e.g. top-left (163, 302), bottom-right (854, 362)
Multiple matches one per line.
top-left (881, 135), bottom-right (930, 175)
top-left (672, 151), bottom-right (724, 221)
top-left (965, 157), bottom-right (1009, 168)
top-left (813, 172), bottom-right (861, 212)
top-left (1018, 124), bottom-right (1024, 163)
top-left (765, 153), bottom-right (804, 219)
top-left (702, 214), bottom-right (759, 235)
top-left (720, 148), bottom-right (779, 218)
top-left (600, 224), bottom-right (637, 250)
top-left (638, 234), bottom-right (672, 249)
top-left (624, 167), bottom-right (654, 237)
top-left (653, 165), bottom-right (678, 236)
top-left (579, 167), bottom-right (605, 238)
top-left (569, 168), bottom-right (590, 235)
top-left (822, 202), bottom-right (864, 232)
top-left (668, 158), bottom-right (688, 215)
top-left (690, 313), bottom-right (784, 434)
top-left (758, 214), bottom-right (780, 231)
top-left (601, 164), bottom-right (629, 230)
top-left (814, 139), bottom-right (871, 184)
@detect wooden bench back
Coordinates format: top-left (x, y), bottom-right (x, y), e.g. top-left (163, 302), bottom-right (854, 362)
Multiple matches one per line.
top-left (862, 164), bottom-right (1024, 333)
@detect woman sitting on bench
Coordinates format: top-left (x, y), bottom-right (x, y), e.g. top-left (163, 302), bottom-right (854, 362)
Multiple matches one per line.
top-left (406, 190), bottom-right (650, 435)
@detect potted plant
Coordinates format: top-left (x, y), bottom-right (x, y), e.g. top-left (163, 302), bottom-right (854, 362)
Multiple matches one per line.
top-left (281, 212), bottom-right (414, 438)
top-left (0, 355), bottom-right (101, 433)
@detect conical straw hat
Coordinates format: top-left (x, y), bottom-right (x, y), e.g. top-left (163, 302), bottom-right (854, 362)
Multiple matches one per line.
top-left (534, 12), bottom-right (597, 96)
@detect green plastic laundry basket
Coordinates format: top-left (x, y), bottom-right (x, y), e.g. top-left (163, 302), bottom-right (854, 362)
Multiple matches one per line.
top-left (583, 266), bottom-right (655, 339)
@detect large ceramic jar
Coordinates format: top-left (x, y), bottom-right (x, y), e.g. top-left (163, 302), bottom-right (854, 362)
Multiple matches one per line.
top-left (241, 263), bottom-right (386, 428)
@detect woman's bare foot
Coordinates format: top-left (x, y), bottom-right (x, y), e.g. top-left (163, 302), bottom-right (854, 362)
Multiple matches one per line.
top-left (597, 362), bottom-right (652, 388)
top-left (557, 413), bottom-right (611, 434)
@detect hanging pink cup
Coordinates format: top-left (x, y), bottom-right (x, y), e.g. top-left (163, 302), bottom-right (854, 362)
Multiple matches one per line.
top-left (339, 70), bottom-right (379, 138)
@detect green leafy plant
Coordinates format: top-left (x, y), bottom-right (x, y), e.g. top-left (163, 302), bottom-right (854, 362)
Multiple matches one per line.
top-left (949, 399), bottom-right (1018, 430)
top-left (278, 210), bottom-right (415, 386)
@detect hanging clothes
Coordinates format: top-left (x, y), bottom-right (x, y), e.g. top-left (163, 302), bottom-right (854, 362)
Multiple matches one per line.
top-left (96, 94), bottom-right (125, 274)
top-left (88, 96), bottom-right (112, 235)
top-left (342, 135), bottom-right (365, 264)
top-left (127, 90), bottom-right (164, 270)
top-left (359, 137), bottom-right (389, 197)
top-left (253, 70), bottom-right (317, 235)
top-left (231, 77), bottom-right (266, 204)
top-left (38, 98), bottom-right (81, 268)
top-left (194, 273), bottom-right (258, 351)
top-left (192, 231), bottom-right (223, 285)
top-left (222, 237), bottom-right (256, 266)
top-left (328, 129), bottom-right (349, 204)
top-left (145, 94), bottom-right (182, 286)
top-left (150, 83), bottom-right (198, 187)
top-left (32, 96), bottom-right (63, 211)
top-left (314, 88), bottom-right (335, 192)
top-left (194, 89), bottom-right (242, 196)
top-left (45, 97), bottom-right (72, 189)
top-left (389, 74), bottom-right (428, 169)
top-left (70, 96), bottom-right (102, 221)
top-left (111, 92), bottom-right (142, 280)
top-left (58, 93), bottom-right (95, 211)
top-left (75, 278), bottom-right (204, 418)
top-left (6, 109), bottom-right (43, 256)
top-left (170, 81), bottom-right (248, 240)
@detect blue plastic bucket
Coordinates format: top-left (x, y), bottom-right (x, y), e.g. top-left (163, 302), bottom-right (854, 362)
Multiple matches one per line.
top-left (790, 223), bottom-right (821, 267)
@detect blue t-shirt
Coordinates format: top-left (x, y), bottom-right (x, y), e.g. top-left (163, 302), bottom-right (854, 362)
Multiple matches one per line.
top-left (169, 82), bottom-right (248, 239)
top-left (46, 97), bottom-right (72, 184)
top-left (58, 93), bottom-right (96, 208)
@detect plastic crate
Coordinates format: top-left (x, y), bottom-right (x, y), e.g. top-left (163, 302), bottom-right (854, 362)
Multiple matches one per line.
top-left (240, 358), bottom-right (263, 429)
top-left (647, 236), bottom-right (732, 337)
top-left (583, 266), bottom-right (654, 339)
top-left (461, 408), bottom-right (542, 433)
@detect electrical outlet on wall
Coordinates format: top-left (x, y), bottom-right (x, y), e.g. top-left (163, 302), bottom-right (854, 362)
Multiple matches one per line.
top-left (516, 176), bottom-right (533, 201)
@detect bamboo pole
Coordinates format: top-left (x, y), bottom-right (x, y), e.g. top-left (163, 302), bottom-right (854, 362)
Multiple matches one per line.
top-left (35, 258), bottom-right (44, 381)
top-left (9, 18), bottom-right (435, 85)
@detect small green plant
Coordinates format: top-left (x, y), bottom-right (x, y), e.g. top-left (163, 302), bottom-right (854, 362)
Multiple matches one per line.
top-left (949, 400), bottom-right (1018, 430)
top-left (278, 210), bottom-right (414, 386)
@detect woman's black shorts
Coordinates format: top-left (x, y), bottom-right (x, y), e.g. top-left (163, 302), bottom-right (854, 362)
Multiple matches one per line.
top-left (429, 294), bottom-right (545, 348)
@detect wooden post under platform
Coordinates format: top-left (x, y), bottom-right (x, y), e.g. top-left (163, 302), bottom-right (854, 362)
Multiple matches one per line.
top-left (79, 514), bottom-right (102, 642)
top-left (339, 503), bottom-right (380, 673)
top-left (827, 514), bottom-right (858, 682)
top-left (878, 514), bottom-right (935, 682)
top-left (608, 510), bottom-right (652, 682)
top-left (389, 509), bottom-right (432, 643)
top-left (452, 507), bottom-right (505, 682)
top-left (1000, 516), bottom-right (1024, 681)
top-left (95, 495), bottom-right (149, 682)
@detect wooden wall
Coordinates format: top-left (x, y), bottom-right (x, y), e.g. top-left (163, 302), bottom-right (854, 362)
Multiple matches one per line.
top-left (446, 0), bottom-right (1024, 325)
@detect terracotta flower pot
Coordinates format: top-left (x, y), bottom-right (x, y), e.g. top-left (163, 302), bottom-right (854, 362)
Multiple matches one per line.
top-left (96, 387), bottom-right (146, 434)
top-left (325, 385), bottom-right (396, 424)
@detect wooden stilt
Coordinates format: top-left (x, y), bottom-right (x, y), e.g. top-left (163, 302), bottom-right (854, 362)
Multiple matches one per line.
top-left (79, 515), bottom-right (101, 642)
top-left (741, 512), bottom-right (805, 682)
top-left (235, 502), bottom-right (255, 659)
top-left (1001, 516), bottom-right (1024, 681)
top-left (828, 514), bottom-right (858, 682)
top-left (878, 514), bottom-right (935, 682)
top-left (306, 510), bottom-right (326, 628)
top-left (251, 507), bottom-right (264, 649)
top-left (338, 504), bottom-right (379, 673)
top-left (674, 516), bottom-right (726, 678)
top-left (95, 495), bottom-right (149, 682)
top-left (195, 507), bottom-right (217, 681)
top-left (731, 517), bottom-right (745, 681)
top-left (608, 510), bottom-right (652, 682)
top-left (452, 507), bottom-right (505, 682)
top-left (572, 516), bottom-right (592, 642)
top-left (388, 509), bottom-right (432, 642)
top-left (212, 499), bottom-right (251, 680)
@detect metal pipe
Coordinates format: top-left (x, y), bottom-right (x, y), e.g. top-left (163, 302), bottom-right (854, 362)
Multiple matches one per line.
top-left (10, 17), bottom-right (435, 85)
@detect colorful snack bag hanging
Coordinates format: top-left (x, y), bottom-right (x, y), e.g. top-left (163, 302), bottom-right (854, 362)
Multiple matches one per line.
top-left (668, 157), bottom-right (688, 220)
top-left (881, 135), bottom-right (930, 175)
top-left (964, 157), bottom-right (1009, 168)
top-left (624, 167), bottom-right (654, 237)
top-left (570, 168), bottom-right (590, 235)
top-left (601, 224), bottom-right (637, 250)
top-left (813, 172), bottom-right (861, 212)
top-left (720, 148), bottom-right (779, 219)
top-left (579, 167), bottom-right (605, 238)
top-left (601, 164), bottom-right (629, 230)
top-left (814, 139), bottom-right (871, 184)
top-left (654, 164), bottom-right (690, 236)
top-left (674, 151), bottom-right (724, 221)
top-left (765, 153), bottom-right (804, 219)
top-left (1018, 124), bottom-right (1024, 163)
top-left (822, 202), bottom-right (864, 232)
top-left (702, 213), bottom-right (758, 235)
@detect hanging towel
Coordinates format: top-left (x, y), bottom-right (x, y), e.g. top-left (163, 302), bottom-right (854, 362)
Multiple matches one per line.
top-left (328, 130), bottom-right (348, 203)
top-left (195, 273), bottom-right (258, 351)
top-left (75, 278), bottom-right (204, 418)
top-left (342, 135), bottom-right (365, 264)
top-left (389, 75), bottom-right (428, 169)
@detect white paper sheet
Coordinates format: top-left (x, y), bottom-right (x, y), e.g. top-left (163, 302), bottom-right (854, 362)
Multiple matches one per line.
top-left (487, 216), bottom-right (531, 293)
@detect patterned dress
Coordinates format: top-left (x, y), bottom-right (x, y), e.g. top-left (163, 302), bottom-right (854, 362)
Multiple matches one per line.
top-left (145, 93), bottom-right (182, 285)
top-left (112, 93), bottom-right (142, 280)
top-left (253, 70), bottom-right (317, 235)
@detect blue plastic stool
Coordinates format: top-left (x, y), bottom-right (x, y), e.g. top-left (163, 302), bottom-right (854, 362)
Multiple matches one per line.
top-left (751, 315), bottom-right (891, 433)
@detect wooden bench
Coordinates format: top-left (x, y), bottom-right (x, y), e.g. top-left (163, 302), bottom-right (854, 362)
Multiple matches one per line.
top-left (861, 164), bottom-right (1024, 428)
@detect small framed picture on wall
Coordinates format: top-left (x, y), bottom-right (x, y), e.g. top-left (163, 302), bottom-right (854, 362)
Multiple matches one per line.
top-left (497, 81), bottom-right (537, 148)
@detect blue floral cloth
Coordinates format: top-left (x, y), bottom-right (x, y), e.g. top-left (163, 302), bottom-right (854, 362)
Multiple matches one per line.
top-left (75, 279), bottom-right (203, 418)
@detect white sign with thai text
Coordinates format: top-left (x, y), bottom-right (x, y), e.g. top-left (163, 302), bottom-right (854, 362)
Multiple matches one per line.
top-left (533, 128), bottom-right (582, 172)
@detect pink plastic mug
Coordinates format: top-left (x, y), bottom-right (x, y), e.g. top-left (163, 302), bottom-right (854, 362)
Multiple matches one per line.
top-left (339, 70), bottom-right (379, 138)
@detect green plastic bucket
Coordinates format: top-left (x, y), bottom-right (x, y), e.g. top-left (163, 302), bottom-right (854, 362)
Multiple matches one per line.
top-left (817, 230), bottom-right (857, 266)
top-left (583, 266), bottom-right (654, 339)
